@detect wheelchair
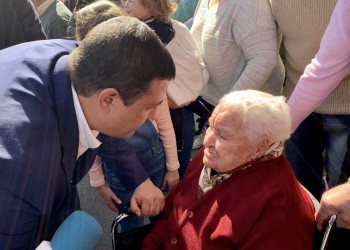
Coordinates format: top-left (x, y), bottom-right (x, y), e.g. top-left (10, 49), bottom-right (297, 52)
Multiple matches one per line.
top-left (111, 210), bottom-right (152, 250)
top-left (111, 188), bottom-right (350, 250)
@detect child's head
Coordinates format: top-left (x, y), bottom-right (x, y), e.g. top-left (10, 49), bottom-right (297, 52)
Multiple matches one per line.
top-left (74, 0), bottom-right (126, 40)
top-left (122, 0), bottom-right (176, 23)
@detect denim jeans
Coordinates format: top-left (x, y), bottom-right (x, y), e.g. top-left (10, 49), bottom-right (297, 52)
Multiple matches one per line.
top-left (187, 96), bottom-right (215, 135)
top-left (323, 115), bottom-right (350, 186)
top-left (104, 119), bottom-right (166, 232)
top-left (285, 113), bottom-right (350, 200)
top-left (177, 107), bottom-right (195, 178)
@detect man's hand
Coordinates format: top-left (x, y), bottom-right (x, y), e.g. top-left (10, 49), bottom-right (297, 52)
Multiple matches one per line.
top-left (162, 170), bottom-right (179, 191)
top-left (130, 178), bottom-right (165, 216)
top-left (96, 185), bottom-right (121, 212)
top-left (316, 182), bottom-right (350, 230)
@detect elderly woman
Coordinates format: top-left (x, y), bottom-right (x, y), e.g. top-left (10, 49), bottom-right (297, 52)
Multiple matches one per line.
top-left (142, 90), bottom-right (315, 249)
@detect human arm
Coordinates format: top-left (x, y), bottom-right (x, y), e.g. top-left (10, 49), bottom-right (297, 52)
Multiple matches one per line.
top-left (316, 182), bottom-right (350, 230)
top-left (230, 0), bottom-right (278, 92)
top-left (154, 97), bottom-right (180, 191)
top-left (287, 0), bottom-right (350, 132)
top-left (88, 156), bottom-right (121, 212)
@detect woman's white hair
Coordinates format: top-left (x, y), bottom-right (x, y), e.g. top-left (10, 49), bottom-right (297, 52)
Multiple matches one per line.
top-left (218, 90), bottom-right (291, 144)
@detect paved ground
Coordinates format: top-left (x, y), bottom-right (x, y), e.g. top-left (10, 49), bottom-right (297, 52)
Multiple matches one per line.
top-left (78, 176), bottom-right (115, 250)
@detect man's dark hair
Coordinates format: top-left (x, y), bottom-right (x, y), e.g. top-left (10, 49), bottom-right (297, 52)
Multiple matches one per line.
top-left (67, 16), bottom-right (175, 106)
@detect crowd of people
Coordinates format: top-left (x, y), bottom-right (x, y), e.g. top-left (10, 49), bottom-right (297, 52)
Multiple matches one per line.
top-left (0, 0), bottom-right (350, 249)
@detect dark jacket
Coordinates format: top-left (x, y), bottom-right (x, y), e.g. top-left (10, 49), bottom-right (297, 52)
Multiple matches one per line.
top-left (0, 0), bottom-right (46, 50)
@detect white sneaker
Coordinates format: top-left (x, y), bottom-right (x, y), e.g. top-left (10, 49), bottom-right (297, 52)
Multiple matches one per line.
top-left (192, 132), bottom-right (205, 150)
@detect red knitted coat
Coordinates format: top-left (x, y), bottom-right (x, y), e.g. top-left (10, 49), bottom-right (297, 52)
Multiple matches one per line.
top-left (143, 148), bottom-right (315, 250)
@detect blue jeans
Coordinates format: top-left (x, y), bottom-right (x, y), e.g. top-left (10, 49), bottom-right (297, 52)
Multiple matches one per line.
top-left (104, 119), bottom-right (166, 232)
top-left (177, 107), bottom-right (195, 178)
top-left (285, 113), bottom-right (350, 200)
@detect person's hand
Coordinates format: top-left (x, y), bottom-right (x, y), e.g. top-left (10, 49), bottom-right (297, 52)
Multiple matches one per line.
top-left (95, 185), bottom-right (121, 212)
top-left (130, 178), bottom-right (165, 217)
top-left (316, 182), bottom-right (350, 230)
top-left (162, 170), bottom-right (179, 191)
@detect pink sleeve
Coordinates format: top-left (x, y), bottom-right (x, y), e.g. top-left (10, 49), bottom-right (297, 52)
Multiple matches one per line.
top-left (88, 156), bottom-right (105, 187)
top-left (155, 96), bottom-right (180, 171)
top-left (287, 0), bottom-right (350, 132)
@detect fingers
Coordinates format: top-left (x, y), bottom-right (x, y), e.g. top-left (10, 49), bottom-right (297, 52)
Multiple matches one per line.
top-left (130, 193), bottom-right (165, 217)
top-left (316, 183), bottom-right (350, 229)
top-left (107, 202), bottom-right (119, 212)
top-left (161, 178), bottom-right (167, 191)
top-left (130, 197), bottom-right (142, 216)
top-left (316, 209), bottom-right (331, 231)
top-left (111, 193), bottom-right (122, 205)
top-left (167, 179), bottom-right (179, 191)
top-left (316, 211), bottom-right (334, 231)
top-left (316, 198), bottom-right (339, 231)
top-left (140, 197), bottom-right (165, 217)
top-left (336, 213), bottom-right (350, 229)
top-left (107, 194), bottom-right (121, 212)
top-left (132, 178), bottom-right (165, 217)
top-left (163, 170), bottom-right (179, 191)
top-left (316, 216), bottom-right (328, 231)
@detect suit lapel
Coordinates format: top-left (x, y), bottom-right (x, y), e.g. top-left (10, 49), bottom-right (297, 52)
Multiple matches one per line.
top-left (52, 55), bottom-right (79, 184)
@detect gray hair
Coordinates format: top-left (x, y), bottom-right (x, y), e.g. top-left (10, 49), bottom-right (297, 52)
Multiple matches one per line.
top-left (218, 90), bottom-right (291, 144)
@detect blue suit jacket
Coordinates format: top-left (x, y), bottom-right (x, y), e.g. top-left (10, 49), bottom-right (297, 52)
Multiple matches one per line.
top-left (0, 40), bottom-right (148, 249)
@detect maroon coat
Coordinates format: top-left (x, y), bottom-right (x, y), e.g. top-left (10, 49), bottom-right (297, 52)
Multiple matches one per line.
top-left (143, 148), bottom-right (315, 249)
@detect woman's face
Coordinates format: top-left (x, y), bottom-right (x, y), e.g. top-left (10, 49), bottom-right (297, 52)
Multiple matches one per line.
top-left (202, 105), bottom-right (255, 173)
top-left (122, 0), bottom-right (151, 20)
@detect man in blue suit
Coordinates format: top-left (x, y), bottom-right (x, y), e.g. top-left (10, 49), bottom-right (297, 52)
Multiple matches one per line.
top-left (0, 16), bottom-right (175, 249)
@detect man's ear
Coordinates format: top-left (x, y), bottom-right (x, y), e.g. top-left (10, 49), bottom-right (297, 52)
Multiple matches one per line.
top-left (97, 88), bottom-right (121, 111)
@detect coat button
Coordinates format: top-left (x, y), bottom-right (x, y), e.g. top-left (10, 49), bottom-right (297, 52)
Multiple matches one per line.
top-left (171, 237), bottom-right (177, 245)
top-left (188, 211), bottom-right (194, 218)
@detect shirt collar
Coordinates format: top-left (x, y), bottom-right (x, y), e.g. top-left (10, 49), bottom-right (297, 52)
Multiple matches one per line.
top-left (71, 85), bottom-right (101, 158)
